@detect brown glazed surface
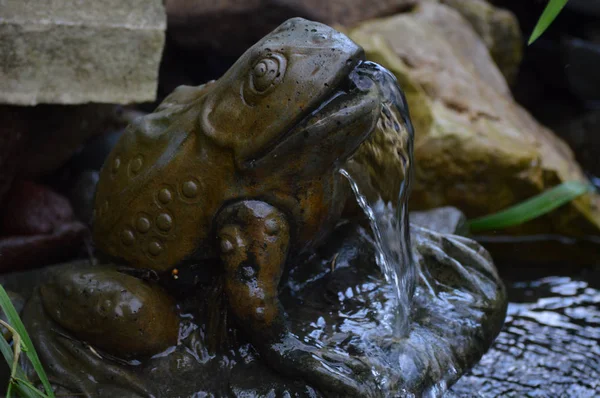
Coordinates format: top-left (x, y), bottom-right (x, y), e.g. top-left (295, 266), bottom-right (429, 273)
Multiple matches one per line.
top-left (92, 17), bottom-right (379, 273)
top-left (40, 265), bottom-right (179, 357)
top-left (44, 17), bottom-right (388, 396)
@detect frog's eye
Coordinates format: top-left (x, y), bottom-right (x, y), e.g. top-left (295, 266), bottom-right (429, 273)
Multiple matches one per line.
top-left (248, 53), bottom-right (286, 95)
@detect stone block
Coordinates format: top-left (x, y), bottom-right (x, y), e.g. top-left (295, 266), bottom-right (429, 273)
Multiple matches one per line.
top-left (0, 0), bottom-right (166, 105)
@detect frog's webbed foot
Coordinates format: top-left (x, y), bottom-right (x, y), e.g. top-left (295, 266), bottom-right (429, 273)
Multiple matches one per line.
top-left (217, 200), bottom-right (377, 397)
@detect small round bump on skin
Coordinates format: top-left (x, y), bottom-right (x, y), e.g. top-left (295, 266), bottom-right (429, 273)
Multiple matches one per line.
top-left (130, 155), bottom-right (144, 174)
top-left (156, 213), bottom-right (173, 231)
top-left (220, 239), bottom-right (235, 253)
top-left (112, 157), bottom-right (121, 173)
top-left (136, 216), bottom-right (151, 233)
top-left (158, 188), bottom-right (172, 204)
top-left (121, 229), bottom-right (135, 246)
top-left (148, 241), bottom-right (163, 256)
top-left (182, 180), bottom-right (198, 198)
top-left (264, 218), bottom-right (280, 235)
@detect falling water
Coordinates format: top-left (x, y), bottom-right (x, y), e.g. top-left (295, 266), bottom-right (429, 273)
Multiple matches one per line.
top-left (340, 61), bottom-right (416, 337)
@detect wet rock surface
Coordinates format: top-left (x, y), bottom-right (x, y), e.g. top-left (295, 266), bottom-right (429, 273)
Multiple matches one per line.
top-left (1, 221), bottom-right (505, 397)
top-left (4, 249), bottom-right (598, 397)
top-left (451, 271), bottom-right (600, 397)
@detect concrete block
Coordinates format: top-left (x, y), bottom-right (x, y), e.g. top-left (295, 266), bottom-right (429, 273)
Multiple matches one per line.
top-left (0, 0), bottom-right (166, 105)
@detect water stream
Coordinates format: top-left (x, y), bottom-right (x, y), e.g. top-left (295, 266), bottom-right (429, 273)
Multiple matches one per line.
top-left (340, 61), bottom-right (417, 337)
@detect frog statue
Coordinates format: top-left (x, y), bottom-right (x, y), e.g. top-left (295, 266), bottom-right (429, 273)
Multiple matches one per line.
top-left (14, 18), bottom-right (507, 397)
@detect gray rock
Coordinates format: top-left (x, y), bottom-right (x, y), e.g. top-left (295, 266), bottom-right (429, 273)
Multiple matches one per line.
top-left (0, 0), bottom-right (166, 105)
top-left (410, 207), bottom-right (469, 236)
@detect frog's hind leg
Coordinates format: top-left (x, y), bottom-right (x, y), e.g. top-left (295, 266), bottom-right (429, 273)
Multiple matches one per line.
top-left (27, 264), bottom-right (179, 395)
top-left (23, 276), bottom-right (157, 396)
top-left (39, 265), bottom-right (179, 358)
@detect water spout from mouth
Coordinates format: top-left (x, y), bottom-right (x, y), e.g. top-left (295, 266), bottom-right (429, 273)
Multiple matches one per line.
top-left (340, 61), bottom-right (416, 337)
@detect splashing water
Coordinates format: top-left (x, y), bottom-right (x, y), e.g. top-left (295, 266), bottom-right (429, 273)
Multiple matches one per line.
top-left (340, 61), bottom-right (416, 337)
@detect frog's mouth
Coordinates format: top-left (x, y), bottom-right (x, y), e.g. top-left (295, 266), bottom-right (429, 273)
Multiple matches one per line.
top-left (244, 61), bottom-right (383, 173)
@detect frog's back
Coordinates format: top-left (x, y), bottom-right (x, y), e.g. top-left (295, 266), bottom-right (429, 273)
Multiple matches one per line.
top-left (93, 84), bottom-right (235, 272)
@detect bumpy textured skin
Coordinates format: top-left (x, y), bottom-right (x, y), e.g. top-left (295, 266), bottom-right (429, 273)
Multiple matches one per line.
top-left (217, 201), bottom-right (290, 333)
top-left (40, 265), bottom-right (179, 356)
top-left (92, 17), bottom-right (380, 272)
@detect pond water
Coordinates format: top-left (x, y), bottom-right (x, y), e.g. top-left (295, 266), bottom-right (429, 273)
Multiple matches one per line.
top-left (450, 269), bottom-right (600, 397)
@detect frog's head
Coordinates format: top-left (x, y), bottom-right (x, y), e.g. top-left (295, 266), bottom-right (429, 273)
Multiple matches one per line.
top-left (201, 18), bottom-right (382, 175)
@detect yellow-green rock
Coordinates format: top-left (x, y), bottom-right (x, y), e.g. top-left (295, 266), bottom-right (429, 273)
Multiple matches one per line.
top-left (349, 2), bottom-right (600, 237)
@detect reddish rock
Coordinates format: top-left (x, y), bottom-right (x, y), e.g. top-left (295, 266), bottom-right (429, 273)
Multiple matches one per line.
top-left (0, 181), bottom-right (87, 272)
top-left (1, 181), bottom-right (75, 235)
top-left (0, 225), bottom-right (87, 273)
top-left (166, 0), bottom-right (417, 56)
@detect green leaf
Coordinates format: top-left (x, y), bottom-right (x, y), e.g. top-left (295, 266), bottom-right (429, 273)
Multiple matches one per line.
top-left (528, 0), bottom-right (569, 45)
top-left (0, 285), bottom-right (55, 397)
top-left (468, 181), bottom-right (593, 233)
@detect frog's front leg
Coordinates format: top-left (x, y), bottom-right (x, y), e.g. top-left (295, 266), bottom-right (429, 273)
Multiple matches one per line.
top-left (216, 200), bottom-right (375, 397)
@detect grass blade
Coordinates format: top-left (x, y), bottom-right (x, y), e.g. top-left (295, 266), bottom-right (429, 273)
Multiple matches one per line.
top-left (528, 0), bottom-right (569, 45)
top-left (468, 181), bottom-right (593, 233)
top-left (13, 378), bottom-right (51, 398)
top-left (0, 322), bottom-right (38, 398)
top-left (0, 285), bottom-right (55, 397)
